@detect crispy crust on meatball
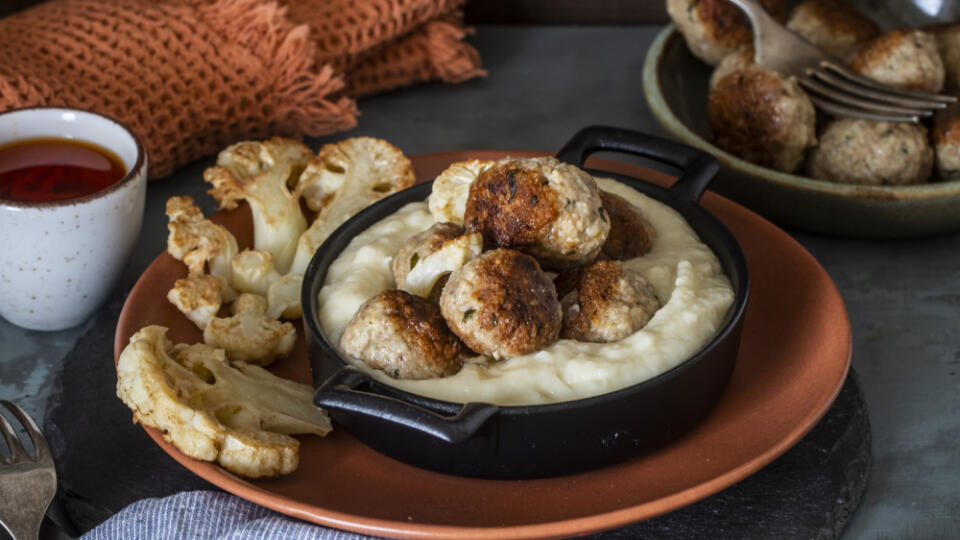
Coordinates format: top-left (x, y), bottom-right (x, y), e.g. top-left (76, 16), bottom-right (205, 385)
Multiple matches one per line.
top-left (464, 157), bottom-right (609, 270)
top-left (340, 289), bottom-right (466, 379)
top-left (599, 191), bottom-right (656, 261)
top-left (559, 261), bottom-right (660, 343)
top-left (933, 103), bottom-right (960, 181)
top-left (807, 119), bottom-right (933, 185)
top-left (708, 65), bottom-right (817, 172)
top-left (440, 249), bottom-right (561, 359)
top-left (667, 0), bottom-right (785, 66)
top-left (786, 0), bottom-right (879, 61)
top-left (851, 30), bottom-right (945, 93)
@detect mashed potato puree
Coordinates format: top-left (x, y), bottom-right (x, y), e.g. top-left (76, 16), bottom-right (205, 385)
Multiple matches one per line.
top-left (318, 177), bottom-right (735, 406)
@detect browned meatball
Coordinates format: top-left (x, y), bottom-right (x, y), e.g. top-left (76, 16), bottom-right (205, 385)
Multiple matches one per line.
top-left (786, 0), bottom-right (879, 61)
top-left (440, 249), bottom-right (561, 359)
top-left (933, 102), bottom-right (960, 180)
top-left (559, 260), bottom-right (660, 343)
top-left (806, 119), bottom-right (933, 185)
top-left (851, 30), bottom-right (944, 93)
top-left (463, 157), bottom-right (608, 270)
top-left (666, 0), bottom-right (786, 66)
top-left (708, 64), bottom-right (817, 172)
top-left (926, 25), bottom-right (960, 93)
top-left (427, 273), bottom-right (451, 305)
top-left (599, 191), bottom-right (656, 261)
top-left (340, 289), bottom-right (466, 379)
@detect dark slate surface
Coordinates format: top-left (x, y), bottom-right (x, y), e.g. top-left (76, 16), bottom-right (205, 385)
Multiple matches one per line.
top-left (46, 297), bottom-right (870, 539)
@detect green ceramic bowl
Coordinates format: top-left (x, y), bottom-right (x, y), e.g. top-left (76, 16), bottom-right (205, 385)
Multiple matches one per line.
top-left (643, 25), bottom-right (960, 239)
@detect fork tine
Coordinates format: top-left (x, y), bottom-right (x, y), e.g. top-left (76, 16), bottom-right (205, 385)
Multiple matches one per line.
top-left (820, 61), bottom-right (957, 104)
top-left (799, 77), bottom-right (934, 117)
top-left (0, 407), bottom-right (27, 462)
top-left (1, 400), bottom-right (49, 462)
top-left (806, 94), bottom-right (920, 123)
top-left (811, 68), bottom-right (950, 110)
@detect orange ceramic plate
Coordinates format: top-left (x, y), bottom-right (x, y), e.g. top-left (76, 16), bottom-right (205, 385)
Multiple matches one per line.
top-left (115, 150), bottom-right (851, 539)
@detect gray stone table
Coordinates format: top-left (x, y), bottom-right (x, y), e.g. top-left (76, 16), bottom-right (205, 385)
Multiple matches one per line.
top-left (1, 25), bottom-right (957, 538)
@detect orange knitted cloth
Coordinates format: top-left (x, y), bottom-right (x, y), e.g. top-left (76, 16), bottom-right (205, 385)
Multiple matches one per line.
top-left (0, 0), bottom-right (484, 178)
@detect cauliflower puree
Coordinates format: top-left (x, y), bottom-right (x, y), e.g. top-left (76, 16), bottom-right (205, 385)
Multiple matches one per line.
top-left (317, 178), bottom-right (735, 406)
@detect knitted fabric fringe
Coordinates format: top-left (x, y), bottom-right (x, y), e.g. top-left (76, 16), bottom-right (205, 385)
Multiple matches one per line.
top-left (0, 0), bottom-right (482, 179)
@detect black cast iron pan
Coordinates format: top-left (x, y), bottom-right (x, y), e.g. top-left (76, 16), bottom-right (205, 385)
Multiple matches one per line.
top-left (303, 125), bottom-right (749, 479)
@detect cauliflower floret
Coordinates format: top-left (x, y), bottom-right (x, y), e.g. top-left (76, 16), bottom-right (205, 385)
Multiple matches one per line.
top-left (116, 326), bottom-right (331, 478)
top-left (267, 273), bottom-right (303, 320)
top-left (395, 229), bottom-right (483, 298)
top-left (166, 197), bottom-right (239, 295)
top-left (427, 159), bottom-right (493, 225)
top-left (231, 249), bottom-right (282, 296)
top-left (288, 137), bottom-right (415, 274)
top-left (204, 294), bottom-right (296, 366)
top-left (167, 274), bottom-right (228, 330)
top-left (204, 138), bottom-right (313, 274)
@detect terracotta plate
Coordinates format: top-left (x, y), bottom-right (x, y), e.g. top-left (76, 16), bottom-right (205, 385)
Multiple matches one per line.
top-left (115, 150), bottom-right (851, 539)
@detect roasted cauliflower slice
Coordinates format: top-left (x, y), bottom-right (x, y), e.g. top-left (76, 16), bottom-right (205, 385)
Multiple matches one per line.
top-left (427, 159), bottom-right (493, 225)
top-left (288, 137), bottom-right (415, 274)
top-left (167, 274), bottom-right (229, 330)
top-left (204, 137), bottom-right (313, 274)
top-left (166, 196), bottom-right (239, 295)
top-left (204, 294), bottom-right (296, 366)
top-left (116, 326), bottom-right (331, 478)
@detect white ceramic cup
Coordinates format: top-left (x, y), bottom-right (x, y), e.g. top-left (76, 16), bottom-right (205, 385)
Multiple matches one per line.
top-left (0, 107), bottom-right (147, 331)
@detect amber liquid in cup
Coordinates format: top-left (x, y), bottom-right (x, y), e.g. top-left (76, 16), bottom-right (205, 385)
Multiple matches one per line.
top-left (0, 137), bottom-right (126, 202)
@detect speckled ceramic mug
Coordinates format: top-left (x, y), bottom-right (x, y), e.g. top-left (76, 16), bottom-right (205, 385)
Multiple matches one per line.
top-left (0, 108), bottom-right (147, 330)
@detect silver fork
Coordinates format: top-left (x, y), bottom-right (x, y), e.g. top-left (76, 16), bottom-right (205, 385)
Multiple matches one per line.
top-left (729, 0), bottom-right (957, 122)
top-left (0, 401), bottom-right (57, 540)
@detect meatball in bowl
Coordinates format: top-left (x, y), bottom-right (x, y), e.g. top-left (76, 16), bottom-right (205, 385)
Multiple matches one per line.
top-left (646, 2), bottom-right (960, 238)
top-left (303, 128), bottom-right (748, 478)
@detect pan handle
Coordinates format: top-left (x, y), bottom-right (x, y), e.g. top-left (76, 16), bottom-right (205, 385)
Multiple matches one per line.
top-left (555, 125), bottom-right (719, 203)
top-left (313, 366), bottom-right (499, 444)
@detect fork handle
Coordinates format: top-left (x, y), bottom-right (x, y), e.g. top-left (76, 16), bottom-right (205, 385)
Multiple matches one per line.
top-left (727, 0), bottom-right (772, 26)
top-left (726, 0), bottom-right (778, 59)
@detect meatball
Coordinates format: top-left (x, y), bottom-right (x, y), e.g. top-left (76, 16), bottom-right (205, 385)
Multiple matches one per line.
top-left (709, 46), bottom-right (755, 89)
top-left (666, 0), bottom-right (786, 66)
top-left (708, 64), bottom-right (817, 172)
top-left (933, 103), bottom-right (960, 181)
top-left (392, 222), bottom-right (482, 297)
top-left (559, 260), bottom-right (660, 343)
top-left (340, 289), bottom-right (466, 379)
top-left (599, 191), bottom-right (656, 261)
top-left (806, 119), bottom-right (933, 185)
top-left (440, 249), bottom-right (561, 359)
top-left (786, 0), bottom-right (879, 61)
top-left (463, 157), bottom-right (609, 270)
top-left (926, 25), bottom-right (960, 93)
top-left (850, 30), bottom-right (945, 93)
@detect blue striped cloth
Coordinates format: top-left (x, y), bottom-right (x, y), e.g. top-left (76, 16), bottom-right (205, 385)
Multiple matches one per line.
top-left (82, 491), bottom-right (368, 540)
